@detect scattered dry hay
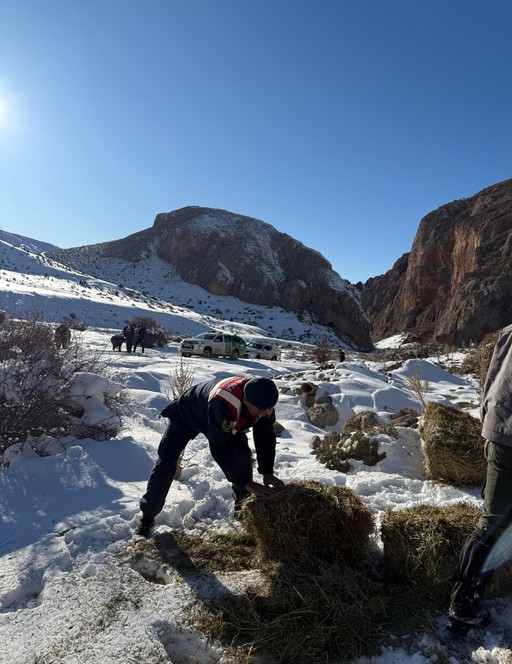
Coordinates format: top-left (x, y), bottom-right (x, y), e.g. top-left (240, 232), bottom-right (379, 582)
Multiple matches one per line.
top-left (199, 558), bottom-right (386, 664)
top-left (133, 529), bottom-right (258, 575)
top-left (242, 480), bottom-right (375, 564)
top-left (381, 502), bottom-right (481, 601)
top-left (421, 402), bottom-right (486, 486)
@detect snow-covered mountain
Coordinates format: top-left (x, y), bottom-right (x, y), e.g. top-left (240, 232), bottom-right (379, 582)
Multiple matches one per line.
top-left (0, 227), bottom-right (59, 254)
top-left (48, 206), bottom-right (373, 350)
top-left (0, 231), bottom-right (348, 347)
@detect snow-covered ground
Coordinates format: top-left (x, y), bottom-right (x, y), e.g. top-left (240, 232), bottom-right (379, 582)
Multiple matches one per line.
top-left (1, 232), bottom-right (511, 663)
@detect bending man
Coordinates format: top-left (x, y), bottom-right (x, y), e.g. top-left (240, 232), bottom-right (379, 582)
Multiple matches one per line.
top-left (136, 375), bottom-right (284, 538)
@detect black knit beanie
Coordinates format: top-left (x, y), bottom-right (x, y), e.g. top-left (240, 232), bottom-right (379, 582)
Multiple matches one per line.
top-left (243, 377), bottom-right (279, 409)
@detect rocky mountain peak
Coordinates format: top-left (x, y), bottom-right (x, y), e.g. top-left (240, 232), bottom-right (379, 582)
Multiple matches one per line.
top-left (50, 206), bottom-right (373, 351)
top-left (361, 178), bottom-right (512, 345)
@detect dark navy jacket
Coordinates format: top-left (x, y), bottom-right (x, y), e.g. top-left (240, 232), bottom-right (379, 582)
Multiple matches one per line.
top-left (161, 376), bottom-right (277, 487)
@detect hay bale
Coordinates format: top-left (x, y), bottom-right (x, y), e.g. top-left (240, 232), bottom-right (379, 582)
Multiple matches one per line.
top-left (381, 503), bottom-right (481, 600)
top-left (242, 481), bottom-right (374, 564)
top-left (421, 402), bottom-right (486, 486)
top-left (200, 558), bottom-right (385, 664)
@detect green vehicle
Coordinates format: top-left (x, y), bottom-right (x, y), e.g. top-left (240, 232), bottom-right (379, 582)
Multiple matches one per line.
top-left (180, 331), bottom-right (247, 359)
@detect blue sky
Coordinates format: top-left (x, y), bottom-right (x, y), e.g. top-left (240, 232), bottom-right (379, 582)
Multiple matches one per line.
top-left (0, 1), bottom-right (511, 284)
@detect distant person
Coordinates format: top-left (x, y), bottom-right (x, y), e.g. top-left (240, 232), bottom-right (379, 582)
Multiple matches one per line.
top-left (123, 324), bottom-right (135, 353)
top-left (136, 375), bottom-right (285, 538)
top-left (338, 349), bottom-right (346, 362)
top-left (447, 323), bottom-right (512, 636)
top-left (134, 326), bottom-right (146, 353)
top-left (111, 333), bottom-right (125, 351)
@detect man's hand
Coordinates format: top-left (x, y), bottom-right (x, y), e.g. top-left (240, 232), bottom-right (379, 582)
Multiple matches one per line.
top-left (245, 476), bottom-right (285, 497)
top-left (263, 474), bottom-right (285, 491)
top-left (245, 480), bottom-right (276, 497)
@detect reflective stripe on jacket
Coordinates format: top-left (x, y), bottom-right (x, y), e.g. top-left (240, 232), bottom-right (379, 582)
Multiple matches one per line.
top-left (208, 376), bottom-right (251, 433)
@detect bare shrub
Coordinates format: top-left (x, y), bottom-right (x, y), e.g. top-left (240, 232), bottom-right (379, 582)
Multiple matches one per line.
top-left (405, 363), bottom-right (430, 411)
top-left (307, 343), bottom-right (337, 365)
top-left (0, 316), bottom-right (128, 465)
top-left (168, 357), bottom-right (195, 400)
top-left (167, 357), bottom-right (195, 478)
top-left (126, 315), bottom-right (170, 348)
top-left (476, 334), bottom-right (498, 391)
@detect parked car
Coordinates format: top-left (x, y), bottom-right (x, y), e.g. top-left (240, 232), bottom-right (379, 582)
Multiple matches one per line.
top-left (245, 341), bottom-right (281, 361)
top-left (180, 331), bottom-right (247, 359)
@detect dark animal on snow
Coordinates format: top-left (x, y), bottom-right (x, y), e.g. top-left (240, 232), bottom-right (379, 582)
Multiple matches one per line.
top-left (111, 334), bottom-right (125, 351)
top-left (54, 324), bottom-right (71, 350)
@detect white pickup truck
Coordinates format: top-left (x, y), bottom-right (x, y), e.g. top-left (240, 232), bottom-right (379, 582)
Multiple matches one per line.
top-left (180, 331), bottom-right (247, 359)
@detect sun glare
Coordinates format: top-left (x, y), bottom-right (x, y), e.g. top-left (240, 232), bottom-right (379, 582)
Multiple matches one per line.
top-left (0, 94), bottom-right (12, 128)
top-left (0, 97), bottom-right (8, 126)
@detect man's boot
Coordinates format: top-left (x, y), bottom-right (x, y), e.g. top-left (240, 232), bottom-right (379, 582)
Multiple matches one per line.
top-left (447, 529), bottom-right (495, 635)
top-left (135, 515), bottom-right (155, 539)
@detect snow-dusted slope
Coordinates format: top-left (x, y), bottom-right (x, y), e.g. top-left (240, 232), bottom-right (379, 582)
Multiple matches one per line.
top-left (0, 235), bottom-right (346, 346)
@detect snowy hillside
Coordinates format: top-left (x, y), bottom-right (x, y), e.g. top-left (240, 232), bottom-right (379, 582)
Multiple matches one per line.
top-left (0, 235), bottom-right (345, 347)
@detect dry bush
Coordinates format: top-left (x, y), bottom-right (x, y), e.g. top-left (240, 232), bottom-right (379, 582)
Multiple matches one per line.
top-left (242, 481), bottom-right (375, 564)
top-left (459, 335), bottom-right (497, 389)
top-left (421, 402), bottom-right (486, 486)
top-left (307, 342), bottom-right (338, 365)
top-left (1, 319), bottom-right (69, 457)
top-left (168, 357), bottom-right (195, 400)
top-left (313, 430), bottom-right (386, 472)
top-left (405, 363), bottom-right (431, 411)
top-left (167, 357), bottom-right (195, 478)
top-left (126, 315), bottom-right (170, 348)
top-left (0, 316), bottom-right (127, 464)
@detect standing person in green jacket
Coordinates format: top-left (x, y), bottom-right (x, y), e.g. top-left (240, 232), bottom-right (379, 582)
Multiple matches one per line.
top-left (448, 323), bottom-right (512, 636)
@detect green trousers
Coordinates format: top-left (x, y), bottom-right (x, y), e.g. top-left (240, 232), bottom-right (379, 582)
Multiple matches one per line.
top-left (478, 440), bottom-right (512, 535)
top-left (449, 441), bottom-right (512, 622)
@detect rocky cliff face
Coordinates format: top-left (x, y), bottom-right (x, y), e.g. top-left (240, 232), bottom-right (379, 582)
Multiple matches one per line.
top-left (361, 179), bottom-right (512, 345)
top-left (51, 206), bottom-right (373, 350)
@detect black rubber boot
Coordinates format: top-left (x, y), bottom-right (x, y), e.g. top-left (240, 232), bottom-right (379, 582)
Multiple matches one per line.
top-left (135, 515), bottom-right (155, 539)
top-left (447, 529), bottom-right (495, 634)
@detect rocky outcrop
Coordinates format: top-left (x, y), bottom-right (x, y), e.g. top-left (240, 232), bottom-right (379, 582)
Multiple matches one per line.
top-left (50, 207), bottom-right (373, 350)
top-left (361, 179), bottom-right (512, 345)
